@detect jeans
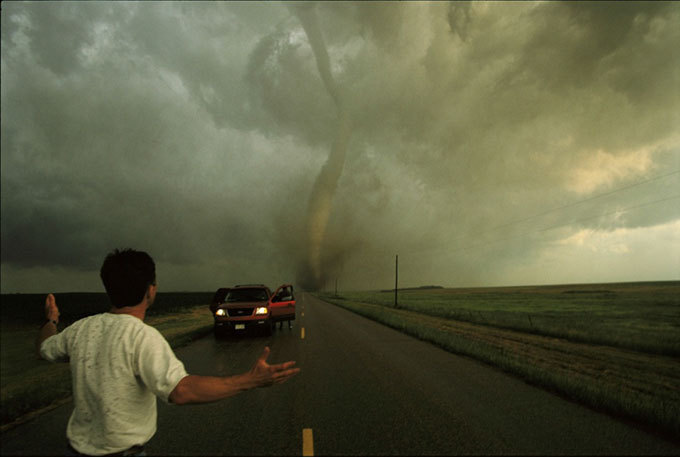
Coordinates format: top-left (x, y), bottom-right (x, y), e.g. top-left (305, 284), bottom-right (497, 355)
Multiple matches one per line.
top-left (66, 442), bottom-right (146, 456)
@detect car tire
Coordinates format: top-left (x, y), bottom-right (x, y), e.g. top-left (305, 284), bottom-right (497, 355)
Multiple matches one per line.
top-left (214, 326), bottom-right (223, 338)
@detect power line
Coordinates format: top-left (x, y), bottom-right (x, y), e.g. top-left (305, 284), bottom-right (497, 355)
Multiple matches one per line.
top-left (537, 194), bottom-right (680, 233)
top-left (407, 169), bottom-right (680, 259)
top-left (452, 194), bottom-right (680, 255)
top-left (490, 169), bottom-right (680, 233)
top-left (444, 169), bottom-right (680, 247)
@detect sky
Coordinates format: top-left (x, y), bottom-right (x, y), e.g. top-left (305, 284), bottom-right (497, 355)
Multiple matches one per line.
top-left (1, 1), bottom-right (679, 293)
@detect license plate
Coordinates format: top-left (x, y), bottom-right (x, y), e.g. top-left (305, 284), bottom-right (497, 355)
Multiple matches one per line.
top-left (235, 324), bottom-right (246, 330)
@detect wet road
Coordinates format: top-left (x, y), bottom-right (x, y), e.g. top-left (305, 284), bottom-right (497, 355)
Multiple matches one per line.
top-left (2, 292), bottom-right (679, 455)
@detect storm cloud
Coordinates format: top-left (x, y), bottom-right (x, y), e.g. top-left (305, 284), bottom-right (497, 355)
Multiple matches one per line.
top-left (2, 1), bottom-right (679, 292)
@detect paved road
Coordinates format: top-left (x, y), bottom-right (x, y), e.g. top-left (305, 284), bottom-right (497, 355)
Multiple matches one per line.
top-left (2, 292), bottom-right (679, 455)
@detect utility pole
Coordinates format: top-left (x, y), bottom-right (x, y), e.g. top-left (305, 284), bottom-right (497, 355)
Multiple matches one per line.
top-left (394, 254), bottom-right (399, 308)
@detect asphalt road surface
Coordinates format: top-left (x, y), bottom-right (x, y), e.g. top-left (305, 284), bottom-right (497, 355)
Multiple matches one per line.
top-left (2, 292), bottom-right (679, 455)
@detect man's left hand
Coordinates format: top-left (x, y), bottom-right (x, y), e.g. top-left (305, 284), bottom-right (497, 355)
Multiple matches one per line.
top-left (45, 293), bottom-right (59, 323)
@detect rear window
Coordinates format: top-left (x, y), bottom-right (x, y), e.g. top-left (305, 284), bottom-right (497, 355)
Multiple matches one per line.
top-left (226, 288), bottom-right (269, 302)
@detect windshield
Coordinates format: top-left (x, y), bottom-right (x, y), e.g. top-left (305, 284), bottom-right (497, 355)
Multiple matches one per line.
top-left (212, 288), bottom-right (230, 304)
top-left (226, 288), bottom-right (269, 302)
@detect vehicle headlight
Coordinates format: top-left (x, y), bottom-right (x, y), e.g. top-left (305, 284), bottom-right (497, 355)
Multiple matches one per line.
top-left (215, 309), bottom-right (226, 316)
top-left (255, 307), bottom-right (268, 315)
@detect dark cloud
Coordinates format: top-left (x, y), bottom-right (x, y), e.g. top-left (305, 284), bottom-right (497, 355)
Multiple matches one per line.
top-left (1, 2), bottom-right (678, 292)
top-left (25, 3), bottom-right (96, 75)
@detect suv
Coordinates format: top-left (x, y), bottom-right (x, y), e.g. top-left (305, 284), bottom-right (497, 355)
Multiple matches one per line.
top-left (211, 284), bottom-right (295, 336)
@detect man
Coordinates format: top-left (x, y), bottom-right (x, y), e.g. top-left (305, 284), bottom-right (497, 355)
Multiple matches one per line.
top-left (37, 249), bottom-right (300, 456)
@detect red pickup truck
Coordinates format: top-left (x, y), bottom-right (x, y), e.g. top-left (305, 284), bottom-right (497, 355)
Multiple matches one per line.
top-left (211, 284), bottom-right (295, 336)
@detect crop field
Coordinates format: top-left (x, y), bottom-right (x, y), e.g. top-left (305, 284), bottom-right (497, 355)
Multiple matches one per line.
top-left (315, 281), bottom-right (680, 437)
top-left (0, 292), bottom-right (214, 326)
top-left (323, 281), bottom-right (680, 356)
top-left (0, 292), bottom-right (214, 429)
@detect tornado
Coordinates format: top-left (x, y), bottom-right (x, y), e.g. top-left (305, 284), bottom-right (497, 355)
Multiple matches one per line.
top-left (291, 3), bottom-right (353, 289)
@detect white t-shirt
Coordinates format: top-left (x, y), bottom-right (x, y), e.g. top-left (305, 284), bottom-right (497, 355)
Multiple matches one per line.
top-left (40, 313), bottom-right (188, 456)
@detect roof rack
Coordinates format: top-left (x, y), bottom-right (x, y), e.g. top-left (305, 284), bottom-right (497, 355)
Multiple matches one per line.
top-left (234, 284), bottom-right (267, 288)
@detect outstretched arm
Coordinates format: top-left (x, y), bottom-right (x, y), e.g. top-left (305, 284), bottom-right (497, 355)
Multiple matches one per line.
top-left (168, 346), bottom-right (300, 405)
top-left (36, 294), bottom-right (60, 357)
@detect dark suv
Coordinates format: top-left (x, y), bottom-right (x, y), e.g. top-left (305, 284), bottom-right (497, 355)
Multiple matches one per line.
top-left (211, 284), bottom-right (295, 336)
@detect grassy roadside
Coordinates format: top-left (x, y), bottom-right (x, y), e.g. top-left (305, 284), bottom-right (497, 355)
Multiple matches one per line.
top-left (0, 305), bottom-right (213, 431)
top-left (330, 283), bottom-right (680, 356)
top-left (314, 293), bottom-right (680, 439)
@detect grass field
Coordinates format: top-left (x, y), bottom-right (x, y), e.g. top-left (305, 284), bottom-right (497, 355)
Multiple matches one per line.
top-left (3, 284), bottom-right (678, 437)
top-left (0, 293), bottom-right (214, 430)
top-left (0, 292), bottom-right (214, 326)
top-left (314, 281), bottom-right (680, 438)
top-left (325, 281), bottom-right (680, 356)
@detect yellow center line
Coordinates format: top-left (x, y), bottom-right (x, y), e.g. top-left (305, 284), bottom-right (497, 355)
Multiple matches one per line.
top-left (301, 327), bottom-right (305, 339)
top-left (302, 428), bottom-right (314, 456)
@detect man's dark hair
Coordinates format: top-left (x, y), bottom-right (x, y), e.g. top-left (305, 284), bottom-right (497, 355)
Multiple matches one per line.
top-left (100, 249), bottom-right (156, 308)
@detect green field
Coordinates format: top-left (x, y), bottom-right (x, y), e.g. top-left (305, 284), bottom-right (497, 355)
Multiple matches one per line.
top-left (314, 281), bottom-right (680, 437)
top-left (3, 284), bottom-right (679, 437)
top-left (0, 292), bottom-right (214, 430)
top-left (323, 281), bottom-right (680, 356)
top-left (0, 292), bottom-right (214, 326)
